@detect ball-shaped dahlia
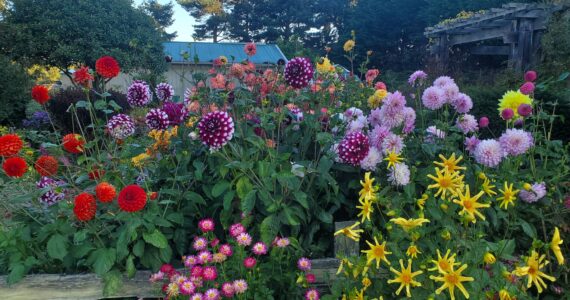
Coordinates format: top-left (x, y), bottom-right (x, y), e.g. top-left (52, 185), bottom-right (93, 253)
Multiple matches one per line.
top-left (37, 177), bottom-right (66, 206)
top-left (474, 139), bottom-right (504, 168)
top-left (95, 56), bottom-right (120, 79)
top-left (118, 184), bottom-right (147, 212)
top-left (107, 114), bottom-right (135, 140)
top-left (337, 132), bottom-right (370, 166)
top-left (197, 111), bottom-right (235, 150)
top-left (162, 101), bottom-right (189, 126)
top-left (62, 133), bottom-right (85, 154)
top-left (499, 128), bottom-right (533, 156)
top-left (35, 155), bottom-right (59, 176)
top-left (127, 81), bottom-right (152, 107)
top-left (145, 108), bottom-right (169, 130)
top-left (0, 134), bottom-right (24, 157)
top-left (3, 156), bottom-right (27, 177)
top-left (284, 57), bottom-right (314, 89)
top-left (95, 182), bottom-right (117, 203)
top-left (31, 85), bottom-right (51, 105)
top-left (74, 193), bottom-right (97, 221)
top-left (155, 83), bottom-right (174, 102)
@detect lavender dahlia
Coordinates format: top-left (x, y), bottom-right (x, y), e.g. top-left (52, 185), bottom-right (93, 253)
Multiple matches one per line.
top-left (337, 132), bottom-right (370, 166)
top-left (197, 111), bottom-right (235, 150)
top-left (155, 82), bottom-right (174, 102)
top-left (37, 176), bottom-right (66, 206)
top-left (408, 70), bottom-right (427, 86)
top-left (456, 114), bottom-right (479, 134)
top-left (464, 136), bottom-right (480, 153)
top-left (127, 81), bottom-right (152, 107)
top-left (422, 86), bottom-right (446, 110)
top-left (107, 114), bottom-right (135, 139)
top-left (388, 163), bottom-right (411, 186)
top-left (474, 139), bottom-right (504, 168)
top-left (284, 57), bottom-right (314, 89)
top-left (451, 93), bottom-right (473, 113)
top-left (145, 108), bottom-right (169, 130)
top-left (499, 129), bottom-right (534, 156)
top-left (360, 147), bottom-right (382, 171)
top-left (162, 101), bottom-right (189, 125)
top-left (520, 182), bottom-right (547, 203)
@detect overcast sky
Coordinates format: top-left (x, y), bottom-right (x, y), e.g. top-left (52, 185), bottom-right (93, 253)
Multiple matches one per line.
top-left (134, 0), bottom-right (196, 41)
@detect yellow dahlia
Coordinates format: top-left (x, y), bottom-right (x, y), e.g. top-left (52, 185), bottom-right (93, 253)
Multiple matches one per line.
top-left (498, 90), bottom-right (533, 119)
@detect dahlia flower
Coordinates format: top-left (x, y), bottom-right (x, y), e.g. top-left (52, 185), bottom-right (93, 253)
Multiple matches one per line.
top-left (520, 182), bottom-right (547, 203)
top-left (193, 237), bottom-right (208, 251)
top-left (233, 279), bottom-right (248, 294)
top-left (402, 107), bottom-right (416, 134)
top-left (464, 136), bottom-right (480, 153)
top-left (236, 232), bottom-right (252, 246)
top-left (442, 83), bottom-right (460, 103)
top-left (369, 125), bottom-right (391, 149)
top-left (479, 117), bottom-right (489, 128)
top-left (31, 85), bottom-right (50, 105)
top-left (107, 114), bottom-right (135, 140)
top-left (422, 86), bottom-right (446, 110)
top-left (344, 107), bottom-right (364, 120)
top-left (524, 70), bottom-right (537, 82)
top-left (433, 76), bottom-right (455, 88)
top-left (520, 82), bottom-right (535, 95)
top-left (368, 108), bottom-right (382, 127)
top-left (162, 101), bottom-right (189, 126)
top-left (221, 282), bottom-right (235, 297)
top-left (127, 81), bottom-right (152, 107)
top-left (451, 93), bottom-right (473, 113)
top-left (388, 163), bottom-right (411, 186)
top-left (95, 56), bottom-right (120, 78)
top-left (360, 147), bottom-right (382, 171)
top-left (117, 184), bottom-right (147, 212)
top-left (244, 42), bottom-right (257, 56)
top-left (202, 266), bottom-right (218, 281)
top-left (229, 223), bottom-right (245, 237)
top-left (456, 114), bottom-right (479, 134)
top-left (426, 126), bottom-right (446, 140)
top-left (408, 70), bottom-right (427, 86)
top-left (284, 57), bottom-right (314, 89)
top-left (382, 133), bottom-right (405, 154)
top-left (517, 104), bottom-right (533, 117)
top-left (297, 257), bottom-right (312, 271)
top-left (3, 156), bottom-right (27, 177)
top-left (337, 132), bottom-right (370, 165)
top-left (474, 139), bottom-right (504, 168)
top-left (197, 111), bottom-right (235, 150)
top-left (498, 91), bottom-right (533, 119)
top-left (198, 218), bottom-right (215, 232)
top-left (499, 129), bottom-right (534, 156)
top-left (73, 66), bottom-right (94, 86)
top-left (252, 242), bottom-right (268, 255)
top-left (219, 244), bottom-right (233, 256)
top-left (347, 115), bottom-right (368, 133)
top-left (0, 134), bottom-right (23, 157)
top-left (155, 83), bottom-right (174, 102)
top-left (34, 155), bottom-right (58, 177)
top-left (145, 108), bottom-right (169, 130)
top-left (243, 257), bottom-right (257, 268)
top-left (73, 193), bottom-right (96, 221)
top-left (305, 288), bottom-right (320, 300)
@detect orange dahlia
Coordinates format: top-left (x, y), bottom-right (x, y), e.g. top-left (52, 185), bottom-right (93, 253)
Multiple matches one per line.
top-left (0, 134), bottom-right (24, 157)
top-left (3, 156), bottom-right (27, 178)
top-left (73, 193), bottom-right (96, 221)
top-left (31, 85), bottom-right (50, 105)
top-left (95, 182), bottom-right (116, 203)
top-left (118, 184), bottom-right (147, 212)
top-left (95, 56), bottom-right (120, 79)
top-left (62, 134), bottom-right (84, 154)
top-left (34, 155), bottom-right (59, 176)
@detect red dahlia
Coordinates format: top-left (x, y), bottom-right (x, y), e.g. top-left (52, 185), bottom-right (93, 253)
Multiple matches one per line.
top-left (88, 168), bottom-right (105, 180)
top-left (95, 56), bottom-right (120, 79)
top-left (118, 184), bottom-right (147, 212)
top-left (95, 182), bottom-right (116, 203)
top-left (34, 155), bottom-right (59, 176)
top-left (3, 156), bottom-right (27, 177)
top-left (73, 193), bottom-right (96, 221)
top-left (73, 66), bottom-right (94, 86)
top-left (0, 134), bottom-right (24, 157)
top-left (62, 134), bottom-right (84, 154)
top-left (31, 85), bottom-right (50, 105)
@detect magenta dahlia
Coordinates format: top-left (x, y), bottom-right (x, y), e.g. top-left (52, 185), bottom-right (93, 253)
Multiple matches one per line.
top-left (197, 111), bottom-right (234, 150)
top-left (145, 108), bottom-right (169, 130)
top-left (155, 82), bottom-right (174, 102)
top-left (337, 132), bottom-right (370, 166)
top-left (284, 57), bottom-right (314, 89)
top-left (127, 81), bottom-right (152, 107)
top-left (107, 114), bottom-right (135, 139)
top-left (162, 101), bottom-right (189, 126)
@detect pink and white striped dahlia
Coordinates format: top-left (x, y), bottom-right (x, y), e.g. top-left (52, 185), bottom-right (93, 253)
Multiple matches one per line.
top-left (145, 108), bottom-right (170, 130)
top-left (197, 111), bottom-right (235, 150)
top-left (155, 82), bottom-right (174, 102)
top-left (284, 57), bottom-right (314, 89)
top-left (337, 132), bottom-right (370, 166)
top-left (107, 114), bottom-right (135, 139)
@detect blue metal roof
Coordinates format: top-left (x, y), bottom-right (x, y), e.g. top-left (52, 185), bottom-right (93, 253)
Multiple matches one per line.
top-left (163, 42), bottom-right (288, 65)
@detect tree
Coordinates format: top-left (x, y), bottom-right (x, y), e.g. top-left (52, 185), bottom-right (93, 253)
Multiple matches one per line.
top-left (0, 55), bottom-right (32, 126)
top-left (176, 0), bottom-right (238, 42)
top-left (1, 0), bottom-right (167, 80)
top-left (141, 0), bottom-right (177, 41)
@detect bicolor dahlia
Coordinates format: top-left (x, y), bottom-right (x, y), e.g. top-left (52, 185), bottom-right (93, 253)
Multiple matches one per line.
top-left (155, 83), bottom-right (174, 102)
top-left (145, 108), bottom-right (169, 130)
top-left (451, 93), bottom-right (473, 113)
top-left (298, 257), bottom-right (312, 271)
top-left (95, 56), bottom-right (120, 78)
top-left (31, 85), bottom-right (50, 105)
top-left (0, 134), bottom-right (23, 157)
top-left (408, 70), bottom-right (427, 86)
top-left (520, 182), bottom-right (547, 203)
top-left (204, 288), bottom-right (220, 300)
top-left (499, 129), bottom-right (533, 156)
top-left (219, 244), bottom-right (233, 256)
top-left (229, 223), bottom-right (245, 237)
top-left (498, 91), bottom-right (533, 119)
top-left (221, 282), bottom-right (235, 297)
top-left (305, 288), bottom-right (320, 300)
top-left (202, 266), bottom-right (218, 281)
top-left (243, 257), bottom-right (257, 268)
top-left (360, 147), bottom-right (382, 171)
top-left (73, 193), bottom-right (96, 221)
top-left (236, 232), bottom-right (252, 246)
top-left (179, 280), bottom-right (196, 295)
top-left (193, 237), bottom-right (208, 251)
top-left (337, 132), bottom-right (370, 166)
top-left (62, 133), bottom-right (84, 153)
top-left (274, 237), bottom-right (290, 248)
top-left (388, 163), bottom-right (411, 186)
top-left (252, 242), bottom-right (268, 255)
top-left (73, 66), bottom-right (93, 86)
top-left (233, 279), bottom-right (248, 294)
top-left (244, 42), bottom-right (257, 56)
top-left (95, 182), bottom-right (116, 203)
top-left (35, 155), bottom-right (58, 176)
top-left (117, 184), bottom-right (147, 212)
top-left (284, 57), bottom-right (314, 89)
top-left (474, 139), bottom-right (504, 168)
top-left (456, 114), bottom-right (479, 134)
top-left (402, 107), bottom-right (416, 134)
top-left (162, 101), bottom-right (188, 126)
top-left (37, 177), bottom-right (66, 206)
top-left (183, 87), bottom-right (193, 105)
top-left (198, 218), bottom-right (215, 232)
top-left (127, 81), bottom-right (152, 107)
top-left (107, 114), bottom-right (135, 140)
top-left (422, 86), bottom-right (446, 110)
top-left (197, 111), bottom-right (235, 150)
top-left (3, 156), bottom-right (27, 177)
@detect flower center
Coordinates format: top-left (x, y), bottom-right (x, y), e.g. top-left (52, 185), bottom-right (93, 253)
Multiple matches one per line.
top-left (401, 273), bottom-right (412, 284)
top-left (440, 177), bottom-right (451, 188)
top-left (374, 247), bottom-right (384, 257)
top-left (463, 200), bottom-right (473, 210)
top-left (439, 260), bottom-right (449, 271)
top-left (445, 273), bottom-right (459, 285)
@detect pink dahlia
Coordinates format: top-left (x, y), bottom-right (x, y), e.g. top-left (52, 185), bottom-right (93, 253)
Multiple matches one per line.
top-left (402, 107), bottom-right (416, 134)
top-left (499, 129), bottom-right (533, 156)
top-left (190, 293), bottom-right (204, 300)
top-left (520, 182), bottom-right (546, 203)
top-left (464, 136), bottom-right (480, 153)
top-left (233, 279), bottom-right (248, 294)
top-left (378, 91), bottom-right (406, 128)
top-left (474, 139), bottom-right (504, 168)
top-left (274, 237), bottom-right (290, 248)
top-left (197, 111), bottom-right (235, 150)
top-left (252, 242), bottom-right (268, 255)
top-left (184, 255), bottom-right (199, 267)
top-left (162, 101), bottom-right (189, 126)
top-left (347, 115), bottom-right (368, 133)
top-left (243, 257), bottom-right (257, 268)
top-left (127, 81), bottom-right (152, 107)
top-left (221, 282), bottom-right (235, 297)
top-left (197, 250), bottom-right (213, 264)
top-left (202, 266), bottom-right (218, 281)
top-left (479, 117), bottom-right (489, 128)
top-left (219, 244), bottom-right (233, 256)
top-left (456, 114), bottom-right (479, 134)
top-left (422, 86), bottom-right (445, 110)
top-left (517, 104), bottom-right (533, 117)
top-left (369, 125), bottom-right (390, 149)
top-left (306, 273), bottom-right (316, 284)
top-left (107, 114), bottom-right (135, 139)
top-left (155, 83), bottom-right (174, 102)
top-left (368, 108), bottom-right (382, 127)
top-left (236, 232), bottom-right (252, 246)
top-left (360, 147), bottom-right (382, 171)
top-left (433, 76), bottom-right (455, 88)
top-left (284, 57), bottom-right (314, 89)
top-left (520, 82), bottom-right (535, 95)
top-left (198, 218), bottom-right (215, 232)
top-left (365, 69), bottom-right (380, 83)
top-left (297, 257), bottom-right (312, 271)
top-left (305, 288), bottom-right (320, 300)
top-left (193, 237), bottom-right (208, 251)
top-left (204, 288), bottom-right (220, 300)
top-left (408, 70), bottom-right (427, 86)
top-left (524, 70), bottom-right (537, 82)
top-left (442, 83), bottom-right (460, 103)
top-left (179, 280), bottom-right (196, 295)
top-left (381, 133), bottom-right (405, 154)
top-left (244, 42), bottom-right (257, 56)
top-left (145, 108), bottom-right (169, 130)
top-left (501, 108), bottom-right (514, 120)
top-left (190, 265), bottom-right (203, 277)
top-left (344, 107), bottom-right (364, 120)
top-left (375, 81), bottom-right (387, 90)
top-left (451, 93), bottom-right (473, 113)
top-left (229, 223), bottom-right (245, 237)
top-left (337, 132), bottom-right (370, 166)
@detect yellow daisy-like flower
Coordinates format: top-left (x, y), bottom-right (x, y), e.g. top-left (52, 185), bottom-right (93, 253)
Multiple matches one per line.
top-left (430, 263), bottom-right (474, 300)
top-left (513, 250), bottom-right (556, 293)
top-left (336, 258), bottom-right (354, 275)
top-left (427, 167), bottom-right (464, 200)
top-left (497, 182), bottom-right (519, 209)
top-left (218, 55), bottom-right (228, 65)
top-left (352, 288), bottom-right (365, 300)
top-left (334, 222), bottom-right (364, 242)
top-left (359, 172), bottom-right (379, 202)
top-left (406, 244), bottom-right (422, 259)
top-left (498, 90), bottom-right (533, 119)
top-left (343, 39), bottom-right (355, 52)
top-left (453, 185), bottom-right (489, 223)
top-left (362, 277), bottom-right (372, 289)
top-left (483, 252), bottom-right (496, 264)
top-left (499, 289), bottom-right (513, 300)
top-left (356, 198), bottom-right (373, 223)
top-left (417, 194), bottom-right (428, 210)
top-left (362, 237), bottom-right (391, 269)
top-left (316, 57), bottom-right (335, 74)
top-left (390, 217), bottom-right (430, 232)
top-left (428, 249), bottom-right (459, 273)
top-left (551, 227), bottom-right (564, 265)
top-left (131, 152), bottom-right (150, 168)
top-left (481, 178), bottom-right (497, 197)
top-left (434, 153), bottom-right (466, 172)
top-left (384, 150), bottom-right (403, 170)
top-left (388, 259), bottom-right (423, 298)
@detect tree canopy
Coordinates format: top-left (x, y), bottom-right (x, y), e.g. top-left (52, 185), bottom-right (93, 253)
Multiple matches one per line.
top-left (141, 0), bottom-right (177, 41)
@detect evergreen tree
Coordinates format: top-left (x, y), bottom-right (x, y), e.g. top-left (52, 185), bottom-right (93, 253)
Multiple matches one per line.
top-left (141, 0), bottom-right (177, 41)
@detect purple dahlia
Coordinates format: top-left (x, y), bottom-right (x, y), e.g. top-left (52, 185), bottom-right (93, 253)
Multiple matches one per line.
top-left (197, 111), bottom-right (235, 150)
top-left (155, 82), bottom-right (174, 102)
top-left (37, 176), bottom-right (66, 206)
top-left (337, 132), bottom-right (370, 166)
top-left (163, 101), bottom-right (189, 126)
top-left (284, 57), bottom-right (314, 89)
top-left (499, 128), bottom-right (534, 156)
top-left (127, 81), bottom-right (152, 107)
top-left (107, 114), bottom-right (135, 139)
top-left (145, 108), bottom-right (169, 130)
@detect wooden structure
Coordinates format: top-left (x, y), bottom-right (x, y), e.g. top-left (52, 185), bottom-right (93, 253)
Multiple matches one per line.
top-left (425, 3), bottom-right (566, 72)
top-left (0, 221), bottom-right (358, 299)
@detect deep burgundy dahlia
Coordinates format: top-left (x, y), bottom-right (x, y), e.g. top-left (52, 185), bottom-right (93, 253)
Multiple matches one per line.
top-left (145, 108), bottom-right (170, 130)
top-left (155, 83), bottom-right (174, 102)
top-left (337, 132), bottom-right (370, 165)
top-left (107, 114), bottom-right (135, 139)
top-left (197, 111), bottom-right (235, 150)
top-left (127, 81), bottom-right (152, 107)
top-left (162, 101), bottom-right (188, 126)
top-left (284, 57), bottom-right (314, 89)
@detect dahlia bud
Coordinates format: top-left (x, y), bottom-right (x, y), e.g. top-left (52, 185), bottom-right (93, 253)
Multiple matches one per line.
top-left (479, 116), bottom-right (489, 128)
top-left (524, 70), bottom-right (537, 82)
top-left (517, 104), bottom-right (533, 117)
top-left (500, 108), bottom-right (514, 120)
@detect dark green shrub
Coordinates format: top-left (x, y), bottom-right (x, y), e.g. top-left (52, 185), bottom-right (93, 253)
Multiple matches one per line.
top-left (0, 55), bottom-right (33, 126)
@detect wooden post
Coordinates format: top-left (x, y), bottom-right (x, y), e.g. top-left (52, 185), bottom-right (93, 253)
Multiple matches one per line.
top-left (334, 221), bottom-right (360, 257)
top-left (514, 18), bottom-right (534, 72)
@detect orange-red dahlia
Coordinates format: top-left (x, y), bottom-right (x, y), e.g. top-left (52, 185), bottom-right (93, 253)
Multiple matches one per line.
top-left (73, 66), bottom-right (94, 86)
top-left (62, 134), bottom-right (84, 154)
top-left (118, 184), bottom-right (147, 212)
top-left (0, 134), bottom-right (23, 157)
top-left (31, 85), bottom-right (50, 105)
top-left (73, 193), bottom-right (96, 221)
top-left (3, 156), bottom-right (27, 177)
top-left (95, 56), bottom-right (120, 79)
top-left (95, 182), bottom-right (116, 203)
top-left (34, 155), bottom-right (59, 176)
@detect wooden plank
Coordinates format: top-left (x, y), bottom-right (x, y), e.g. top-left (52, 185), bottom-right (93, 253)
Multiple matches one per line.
top-left (449, 27), bottom-right (508, 45)
top-left (471, 45), bottom-right (511, 56)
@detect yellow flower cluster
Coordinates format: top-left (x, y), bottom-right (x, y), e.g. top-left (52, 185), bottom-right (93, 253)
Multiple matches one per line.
top-left (367, 89), bottom-right (387, 109)
top-left (316, 57), bottom-right (335, 74)
top-left (148, 126), bottom-right (178, 152)
top-left (28, 65), bottom-right (61, 84)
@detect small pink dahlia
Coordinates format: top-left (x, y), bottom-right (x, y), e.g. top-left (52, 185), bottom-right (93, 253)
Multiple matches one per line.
top-left (297, 257), bottom-right (312, 271)
top-left (221, 282), bottom-right (235, 297)
top-left (456, 114), bottom-right (479, 134)
top-left (202, 266), bottom-right (218, 281)
top-left (408, 70), bottom-right (427, 86)
top-left (197, 250), bottom-right (213, 264)
top-left (252, 242), bottom-right (268, 255)
top-left (197, 111), bottom-right (235, 150)
top-left (236, 232), bottom-right (252, 246)
top-left (204, 288), bottom-right (220, 300)
top-left (499, 128), bottom-right (533, 156)
top-left (305, 288), bottom-right (320, 300)
top-left (337, 132), bottom-right (370, 166)
top-left (229, 223), bottom-right (245, 237)
top-left (422, 86), bottom-right (445, 110)
top-left (219, 244), bottom-right (233, 256)
top-left (233, 279), bottom-right (248, 294)
top-left (198, 218), bottom-right (215, 232)
top-left (284, 57), bottom-right (314, 89)
top-left (193, 237), bottom-right (208, 251)
top-left (243, 257), bottom-right (257, 268)
top-left (179, 280), bottom-right (196, 295)
top-left (474, 139), bottom-right (504, 168)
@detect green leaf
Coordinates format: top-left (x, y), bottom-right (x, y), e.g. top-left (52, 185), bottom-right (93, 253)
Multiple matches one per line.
top-left (126, 255), bottom-right (136, 278)
top-left (133, 240), bottom-right (145, 257)
top-left (519, 220), bottom-right (537, 239)
top-left (241, 190), bottom-right (257, 213)
top-left (223, 190), bottom-right (235, 211)
top-left (236, 177), bottom-right (253, 199)
top-left (47, 234), bottom-right (68, 261)
top-left (89, 248), bottom-right (116, 276)
top-left (94, 99), bottom-right (107, 110)
top-left (557, 72), bottom-right (569, 82)
top-left (281, 207), bottom-right (300, 225)
top-left (108, 100), bottom-right (122, 111)
top-left (7, 264), bottom-right (25, 284)
top-left (293, 191), bottom-right (309, 209)
top-left (316, 209), bottom-right (333, 223)
top-left (103, 270), bottom-right (122, 297)
top-left (212, 181), bottom-right (230, 198)
top-left (143, 229), bottom-right (168, 249)
top-left (185, 191), bottom-right (206, 205)
top-left (260, 215), bottom-right (279, 244)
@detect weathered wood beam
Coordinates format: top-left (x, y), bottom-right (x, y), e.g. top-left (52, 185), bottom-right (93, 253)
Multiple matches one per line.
top-left (471, 46), bottom-right (511, 56)
top-left (449, 27), bottom-right (507, 45)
